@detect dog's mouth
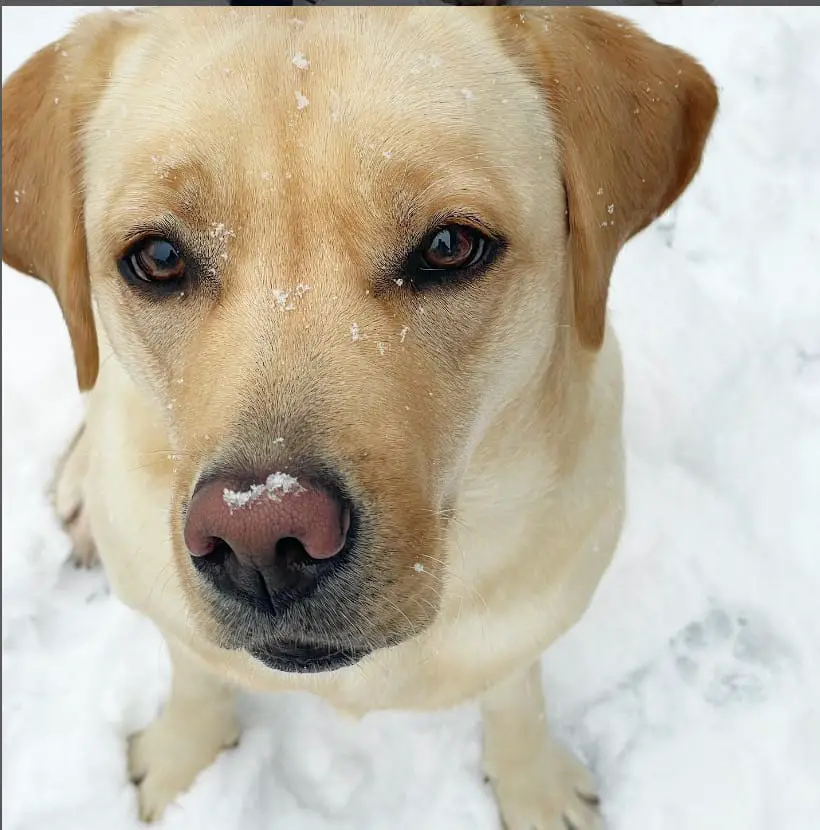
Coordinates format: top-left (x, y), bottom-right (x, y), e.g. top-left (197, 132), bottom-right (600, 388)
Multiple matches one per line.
top-left (248, 640), bottom-right (372, 674)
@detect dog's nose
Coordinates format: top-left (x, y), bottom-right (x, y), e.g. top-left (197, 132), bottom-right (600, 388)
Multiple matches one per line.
top-left (184, 472), bottom-right (351, 609)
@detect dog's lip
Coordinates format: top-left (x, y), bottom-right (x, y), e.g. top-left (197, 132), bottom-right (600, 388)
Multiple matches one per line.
top-left (249, 640), bottom-right (370, 674)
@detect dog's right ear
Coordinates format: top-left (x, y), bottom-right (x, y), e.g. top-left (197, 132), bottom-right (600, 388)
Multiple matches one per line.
top-left (2, 12), bottom-right (136, 391)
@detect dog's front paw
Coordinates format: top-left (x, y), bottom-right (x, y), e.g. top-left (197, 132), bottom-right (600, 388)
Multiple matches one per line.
top-left (128, 710), bottom-right (239, 822)
top-left (487, 745), bottom-right (602, 830)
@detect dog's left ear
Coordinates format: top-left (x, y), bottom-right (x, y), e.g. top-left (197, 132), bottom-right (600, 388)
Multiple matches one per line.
top-left (2, 11), bottom-right (136, 391)
top-left (494, 8), bottom-right (718, 349)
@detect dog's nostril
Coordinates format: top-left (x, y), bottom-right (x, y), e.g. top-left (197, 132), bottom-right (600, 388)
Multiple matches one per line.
top-left (275, 536), bottom-right (318, 570)
top-left (206, 538), bottom-right (231, 567)
top-left (190, 537), bottom-right (232, 573)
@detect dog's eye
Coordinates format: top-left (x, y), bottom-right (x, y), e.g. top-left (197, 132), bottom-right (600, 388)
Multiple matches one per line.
top-left (419, 225), bottom-right (487, 271)
top-left (121, 237), bottom-right (185, 284)
top-left (403, 224), bottom-right (498, 288)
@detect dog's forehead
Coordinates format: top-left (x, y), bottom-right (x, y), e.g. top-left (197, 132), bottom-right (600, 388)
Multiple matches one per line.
top-left (85, 7), bottom-right (554, 245)
top-left (140, 6), bottom-right (506, 87)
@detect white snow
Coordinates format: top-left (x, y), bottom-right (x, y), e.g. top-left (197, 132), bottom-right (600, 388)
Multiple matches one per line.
top-left (292, 52), bottom-right (310, 71)
top-left (273, 289), bottom-right (294, 311)
top-left (272, 281), bottom-right (311, 313)
top-left (208, 222), bottom-right (234, 242)
top-left (223, 473), bottom-right (303, 511)
top-left (295, 91), bottom-right (310, 111)
top-left (2, 6), bottom-right (820, 830)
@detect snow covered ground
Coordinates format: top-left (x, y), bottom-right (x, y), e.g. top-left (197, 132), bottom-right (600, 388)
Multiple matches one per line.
top-left (3, 6), bottom-right (819, 829)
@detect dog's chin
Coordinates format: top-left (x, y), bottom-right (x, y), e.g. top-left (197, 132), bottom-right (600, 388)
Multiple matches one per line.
top-left (249, 640), bottom-right (372, 674)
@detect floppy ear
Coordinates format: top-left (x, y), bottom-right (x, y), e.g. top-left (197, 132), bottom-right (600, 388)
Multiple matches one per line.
top-left (495, 8), bottom-right (718, 349)
top-left (2, 12), bottom-right (133, 391)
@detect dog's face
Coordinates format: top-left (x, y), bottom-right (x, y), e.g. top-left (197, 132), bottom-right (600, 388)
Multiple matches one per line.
top-left (2, 7), bottom-right (717, 672)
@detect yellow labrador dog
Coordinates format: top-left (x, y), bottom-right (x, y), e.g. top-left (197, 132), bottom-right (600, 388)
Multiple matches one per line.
top-left (2, 7), bottom-right (717, 828)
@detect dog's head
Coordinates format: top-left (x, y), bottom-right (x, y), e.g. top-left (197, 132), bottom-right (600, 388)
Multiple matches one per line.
top-left (2, 8), bottom-right (716, 672)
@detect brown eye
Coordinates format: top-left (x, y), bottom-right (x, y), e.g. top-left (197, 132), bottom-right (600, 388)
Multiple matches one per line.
top-left (125, 237), bottom-right (185, 283)
top-left (419, 225), bottom-right (486, 271)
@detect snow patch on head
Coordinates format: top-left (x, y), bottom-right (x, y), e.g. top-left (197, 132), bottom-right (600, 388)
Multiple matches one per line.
top-left (209, 222), bottom-right (234, 242)
top-left (150, 155), bottom-right (170, 180)
top-left (292, 52), bottom-right (309, 71)
top-left (274, 283), bottom-right (311, 312)
top-left (274, 289), bottom-right (293, 312)
top-left (207, 222), bottom-right (235, 264)
top-left (223, 473), bottom-right (304, 511)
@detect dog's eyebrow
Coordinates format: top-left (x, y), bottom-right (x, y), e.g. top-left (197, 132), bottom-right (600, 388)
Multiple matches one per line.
top-left (100, 156), bottom-right (215, 246)
top-left (150, 160), bottom-right (212, 217)
top-left (119, 214), bottom-right (181, 247)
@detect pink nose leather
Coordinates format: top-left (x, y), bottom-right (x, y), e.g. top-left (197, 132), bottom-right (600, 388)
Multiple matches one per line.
top-left (185, 475), bottom-right (350, 564)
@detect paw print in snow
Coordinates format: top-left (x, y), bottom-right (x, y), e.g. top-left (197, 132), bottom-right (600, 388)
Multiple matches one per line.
top-left (670, 608), bottom-right (791, 707)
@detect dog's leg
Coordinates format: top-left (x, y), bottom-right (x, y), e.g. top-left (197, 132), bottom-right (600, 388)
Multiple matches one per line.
top-left (51, 423), bottom-right (98, 568)
top-left (128, 637), bottom-right (240, 822)
top-left (481, 661), bottom-right (601, 830)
